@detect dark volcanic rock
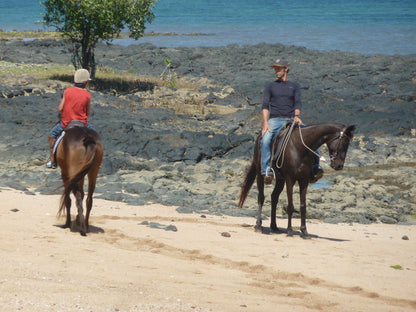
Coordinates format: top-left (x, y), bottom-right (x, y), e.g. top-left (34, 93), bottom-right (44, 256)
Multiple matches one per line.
top-left (0, 39), bottom-right (415, 225)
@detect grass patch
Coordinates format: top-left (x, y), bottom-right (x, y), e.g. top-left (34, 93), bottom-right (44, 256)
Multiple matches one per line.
top-left (0, 30), bottom-right (211, 42)
top-left (0, 61), bottom-right (232, 116)
top-left (0, 61), bottom-right (158, 93)
top-left (0, 30), bottom-right (63, 41)
top-left (0, 61), bottom-right (73, 78)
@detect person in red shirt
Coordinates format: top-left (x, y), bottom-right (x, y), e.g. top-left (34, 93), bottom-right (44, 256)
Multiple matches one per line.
top-left (46, 69), bottom-right (93, 169)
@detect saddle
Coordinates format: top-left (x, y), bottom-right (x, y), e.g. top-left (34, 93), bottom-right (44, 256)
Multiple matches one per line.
top-left (52, 120), bottom-right (87, 156)
top-left (271, 121), bottom-right (293, 168)
top-left (65, 120), bottom-right (86, 130)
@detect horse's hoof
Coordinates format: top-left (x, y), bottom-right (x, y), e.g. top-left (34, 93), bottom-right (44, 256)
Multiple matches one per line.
top-left (287, 229), bottom-right (294, 236)
top-left (270, 225), bottom-right (279, 233)
top-left (301, 230), bottom-right (311, 239)
top-left (254, 225), bottom-right (262, 232)
top-left (80, 231), bottom-right (87, 236)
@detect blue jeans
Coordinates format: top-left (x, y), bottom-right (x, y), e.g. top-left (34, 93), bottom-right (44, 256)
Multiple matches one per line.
top-left (260, 117), bottom-right (292, 175)
top-left (49, 122), bottom-right (95, 138)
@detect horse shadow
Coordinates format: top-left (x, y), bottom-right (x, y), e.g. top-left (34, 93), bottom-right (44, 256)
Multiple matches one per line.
top-left (54, 223), bottom-right (105, 234)
top-left (256, 226), bottom-right (350, 242)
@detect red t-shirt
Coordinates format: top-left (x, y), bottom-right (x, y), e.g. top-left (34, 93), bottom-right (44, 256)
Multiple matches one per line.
top-left (61, 87), bottom-right (91, 128)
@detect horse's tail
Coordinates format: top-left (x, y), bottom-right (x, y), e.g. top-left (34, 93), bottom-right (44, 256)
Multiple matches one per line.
top-left (238, 156), bottom-right (258, 209)
top-left (57, 132), bottom-right (98, 218)
top-left (239, 135), bottom-right (261, 208)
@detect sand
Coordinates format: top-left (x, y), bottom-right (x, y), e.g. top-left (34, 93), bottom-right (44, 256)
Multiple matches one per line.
top-left (0, 188), bottom-right (415, 312)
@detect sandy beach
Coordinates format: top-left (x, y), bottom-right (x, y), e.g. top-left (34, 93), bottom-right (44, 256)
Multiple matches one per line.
top-left (0, 38), bottom-right (415, 311)
top-left (1, 188), bottom-right (415, 311)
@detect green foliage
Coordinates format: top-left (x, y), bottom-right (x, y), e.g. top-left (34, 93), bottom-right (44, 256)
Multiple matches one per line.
top-left (390, 264), bottom-right (403, 270)
top-left (41, 0), bottom-right (156, 75)
top-left (160, 58), bottom-right (178, 88)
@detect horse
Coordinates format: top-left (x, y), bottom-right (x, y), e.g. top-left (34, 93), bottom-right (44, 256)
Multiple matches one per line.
top-left (238, 123), bottom-right (355, 237)
top-left (56, 122), bottom-right (104, 236)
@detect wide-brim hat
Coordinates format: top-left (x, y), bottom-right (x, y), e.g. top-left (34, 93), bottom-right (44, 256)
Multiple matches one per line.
top-left (74, 68), bottom-right (91, 83)
top-left (271, 59), bottom-right (290, 68)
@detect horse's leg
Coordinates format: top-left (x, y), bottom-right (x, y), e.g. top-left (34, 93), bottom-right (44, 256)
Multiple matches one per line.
top-left (64, 194), bottom-right (72, 228)
top-left (270, 179), bottom-right (285, 232)
top-left (61, 175), bottom-right (72, 228)
top-left (255, 174), bottom-right (265, 231)
top-left (85, 167), bottom-right (99, 231)
top-left (285, 180), bottom-right (295, 236)
top-left (74, 179), bottom-right (86, 236)
top-left (299, 179), bottom-right (309, 237)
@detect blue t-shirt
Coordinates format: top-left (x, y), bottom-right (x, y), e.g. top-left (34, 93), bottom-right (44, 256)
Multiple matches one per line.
top-left (262, 80), bottom-right (302, 118)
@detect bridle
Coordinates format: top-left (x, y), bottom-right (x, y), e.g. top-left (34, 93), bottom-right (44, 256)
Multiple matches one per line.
top-left (326, 128), bottom-right (352, 162)
top-left (298, 126), bottom-right (351, 163)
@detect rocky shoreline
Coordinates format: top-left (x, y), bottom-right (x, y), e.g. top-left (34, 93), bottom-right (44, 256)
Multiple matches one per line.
top-left (0, 39), bottom-right (415, 225)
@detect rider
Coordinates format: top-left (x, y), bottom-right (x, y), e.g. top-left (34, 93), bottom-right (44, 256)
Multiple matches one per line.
top-left (260, 59), bottom-right (323, 184)
top-left (46, 68), bottom-right (93, 169)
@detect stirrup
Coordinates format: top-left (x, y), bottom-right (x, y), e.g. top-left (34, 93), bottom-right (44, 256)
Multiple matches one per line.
top-left (267, 167), bottom-right (276, 179)
top-left (46, 160), bottom-right (57, 169)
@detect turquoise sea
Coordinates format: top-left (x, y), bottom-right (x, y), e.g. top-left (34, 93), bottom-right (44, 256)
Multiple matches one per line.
top-left (0, 0), bottom-right (415, 55)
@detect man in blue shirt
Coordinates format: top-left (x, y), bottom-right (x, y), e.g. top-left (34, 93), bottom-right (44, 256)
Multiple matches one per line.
top-left (261, 59), bottom-right (322, 184)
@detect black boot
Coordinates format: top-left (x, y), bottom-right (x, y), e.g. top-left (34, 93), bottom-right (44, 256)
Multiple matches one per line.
top-left (310, 152), bottom-right (323, 183)
top-left (310, 164), bottom-right (324, 183)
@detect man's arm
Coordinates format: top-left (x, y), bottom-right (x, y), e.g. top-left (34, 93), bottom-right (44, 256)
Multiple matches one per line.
top-left (58, 97), bottom-right (65, 113)
top-left (85, 100), bottom-right (91, 117)
top-left (293, 83), bottom-right (302, 125)
top-left (261, 83), bottom-right (272, 137)
top-left (261, 109), bottom-right (270, 137)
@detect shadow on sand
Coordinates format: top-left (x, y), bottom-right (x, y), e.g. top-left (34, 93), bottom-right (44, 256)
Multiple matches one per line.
top-left (256, 226), bottom-right (350, 242)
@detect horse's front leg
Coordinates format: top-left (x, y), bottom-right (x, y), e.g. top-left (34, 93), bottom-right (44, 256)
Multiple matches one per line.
top-left (299, 179), bottom-right (309, 237)
top-left (255, 174), bottom-right (265, 231)
top-left (270, 179), bottom-right (285, 232)
top-left (74, 182), bottom-right (86, 236)
top-left (285, 180), bottom-right (295, 236)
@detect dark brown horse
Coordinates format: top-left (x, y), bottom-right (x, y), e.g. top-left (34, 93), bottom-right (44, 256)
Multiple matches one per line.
top-left (56, 124), bottom-right (103, 236)
top-left (239, 123), bottom-right (355, 236)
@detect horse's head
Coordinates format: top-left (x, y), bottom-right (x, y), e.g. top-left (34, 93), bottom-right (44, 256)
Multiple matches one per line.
top-left (326, 125), bottom-right (356, 170)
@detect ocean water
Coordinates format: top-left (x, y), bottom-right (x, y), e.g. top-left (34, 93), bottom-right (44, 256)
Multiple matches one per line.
top-left (0, 0), bottom-right (415, 55)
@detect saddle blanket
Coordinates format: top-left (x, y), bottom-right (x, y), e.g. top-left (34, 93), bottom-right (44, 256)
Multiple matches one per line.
top-left (53, 131), bottom-right (65, 156)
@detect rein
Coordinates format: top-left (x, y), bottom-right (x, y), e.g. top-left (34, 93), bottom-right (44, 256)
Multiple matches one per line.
top-left (298, 126), bottom-right (327, 162)
top-left (275, 124), bottom-right (349, 168)
top-left (275, 122), bottom-right (296, 168)
top-left (299, 126), bottom-right (351, 163)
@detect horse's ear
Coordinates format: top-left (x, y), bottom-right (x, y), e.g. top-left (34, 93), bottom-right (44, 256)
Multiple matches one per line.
top-left (345, 125), bottom-right (356, 140)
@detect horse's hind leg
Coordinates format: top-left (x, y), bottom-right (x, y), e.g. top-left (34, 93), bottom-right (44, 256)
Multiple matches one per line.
top-left (255, 175), bottom-right (265, 231)
top-left (74, 181), bottom-right (86, 236)
top-left (85, 167), bottom-right (99, 231)
top-left (270, 179), bottom-right (285, 232)
top-left (64, 195), bottom-right (72, 228)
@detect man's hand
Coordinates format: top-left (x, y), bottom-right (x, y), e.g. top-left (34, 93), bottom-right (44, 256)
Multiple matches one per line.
top-left (261, 122), bottom-right (270, 137)
top-left (294, 116), bottom-right (302, 126)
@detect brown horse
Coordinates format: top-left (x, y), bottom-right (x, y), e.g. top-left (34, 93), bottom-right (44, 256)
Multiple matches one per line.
top-left (239, 123), bottom-right (355, 236)
top-left (56, 123), bottom-right (103, 236)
